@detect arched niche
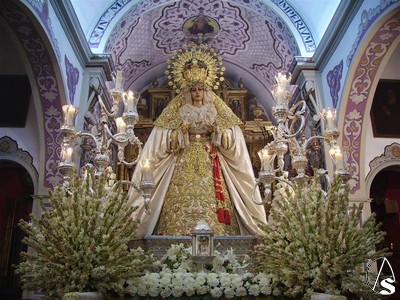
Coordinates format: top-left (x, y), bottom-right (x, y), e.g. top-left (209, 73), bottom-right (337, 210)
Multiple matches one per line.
top-left (0, 136), bottom-right (38, 193)
top-left (366, 143), bottom-right (400, 195)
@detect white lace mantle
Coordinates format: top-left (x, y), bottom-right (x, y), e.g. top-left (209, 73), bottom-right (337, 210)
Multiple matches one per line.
top-left (180, 103), bottom-right (217, 132)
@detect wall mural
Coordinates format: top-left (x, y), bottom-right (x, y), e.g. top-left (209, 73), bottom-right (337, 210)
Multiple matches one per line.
top-left (95, 0), bottom-right (303, 55)
top-left (105, 0), bottom-right (299, 91)
top-left (153, 0), bottom-right (250, 55)
top-left (1, 2), bottom-right (63, 188)
top-left (327, 59), bottom-right (343, 108)
top-left (65, 55), bottom-right (79, 105)
top-left (346, 0), bottom-right (398, 67)
top-left (342, 12), bottom-right (400, 193)
top-left (24, 0), bottom-right (61, 61)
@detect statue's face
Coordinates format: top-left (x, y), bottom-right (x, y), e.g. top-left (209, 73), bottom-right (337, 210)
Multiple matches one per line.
top-left (190, 84), bottom-right (204, 103)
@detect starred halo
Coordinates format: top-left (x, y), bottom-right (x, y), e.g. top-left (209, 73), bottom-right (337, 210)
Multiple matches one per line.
top-left (165, 43), bottom-right (225, 93)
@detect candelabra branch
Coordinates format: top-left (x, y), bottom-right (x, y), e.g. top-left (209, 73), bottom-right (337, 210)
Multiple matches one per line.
top-left (253, 71), bottom-right (350, 206)
top-left (103, 123), bottom-right (127, 144)
top-left (117, 140), bottom-right (142, 168)
top-left (118, 180), bottom-right (154, 214)
top-left (97, 94), bottom-right (120, 118)
top-left (78, 131), bottom-right (101, 150)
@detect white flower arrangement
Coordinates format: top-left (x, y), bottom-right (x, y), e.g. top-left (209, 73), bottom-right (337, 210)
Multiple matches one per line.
top-left (125, 243), bottom-right (279, 299)
top-left (15, 173), bottom-right (152, 299)
top-left (253, 174), bottom-right (388, 299)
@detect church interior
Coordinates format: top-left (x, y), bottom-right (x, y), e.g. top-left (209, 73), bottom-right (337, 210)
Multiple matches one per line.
top-left (0, 0), bottom-right (400, 299)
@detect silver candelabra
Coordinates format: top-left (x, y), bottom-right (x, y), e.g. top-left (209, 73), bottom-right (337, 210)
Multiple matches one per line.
top-left (58, 71), bottom-right (154, 212)
top-left (253, 72), bottom-right (350, 204)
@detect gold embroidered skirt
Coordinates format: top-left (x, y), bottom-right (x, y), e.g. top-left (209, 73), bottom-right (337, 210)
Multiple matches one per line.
top-left (155, 136), bottom-right (239, 235)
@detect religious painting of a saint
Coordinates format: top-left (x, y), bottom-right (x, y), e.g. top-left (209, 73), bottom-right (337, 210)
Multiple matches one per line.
top-left (229, 99), bottom-right (243, 119)
top-left (153, 99), bottom-right (165, 120)
top-left (370, 80), bottom-right (400, 138)
top-left (182, 15), bottom-right (220, 38)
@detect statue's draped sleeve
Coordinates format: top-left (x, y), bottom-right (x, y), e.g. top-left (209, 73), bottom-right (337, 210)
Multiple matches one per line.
top-left (128, 127), bottom-right (177, 237)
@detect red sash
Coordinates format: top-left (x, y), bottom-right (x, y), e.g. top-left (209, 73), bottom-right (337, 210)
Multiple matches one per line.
top-left (206, 146), bottom-right (231, 225)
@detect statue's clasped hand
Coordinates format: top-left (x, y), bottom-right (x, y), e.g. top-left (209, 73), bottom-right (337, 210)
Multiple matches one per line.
top-left (181, 122), bottom-right (190, 134)
top-left (206, 123), bottom-right (217, 133)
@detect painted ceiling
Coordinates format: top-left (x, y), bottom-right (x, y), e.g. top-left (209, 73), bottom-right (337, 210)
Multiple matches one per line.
top-left (71, 0), bottom-right (341, 115)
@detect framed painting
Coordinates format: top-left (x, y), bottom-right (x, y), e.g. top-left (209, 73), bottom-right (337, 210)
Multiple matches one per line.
top-left (370, 80), bottom-right (400, 138)
top-left (225, 92), bottom-right (247, 121)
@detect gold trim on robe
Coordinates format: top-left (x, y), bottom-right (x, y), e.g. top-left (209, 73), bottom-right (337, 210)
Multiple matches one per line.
top-left (154, 135), bottom-right (240, 235)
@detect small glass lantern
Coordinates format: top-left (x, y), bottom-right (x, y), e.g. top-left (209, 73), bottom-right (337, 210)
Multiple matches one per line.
top-left (191, 220), bottom-right (214, 257)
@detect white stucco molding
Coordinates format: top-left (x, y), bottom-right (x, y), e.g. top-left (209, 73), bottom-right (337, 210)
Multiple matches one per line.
top-left (365, 142), bottom-right (400, 193)
top-left (0, 136), bottom-right (39, 193)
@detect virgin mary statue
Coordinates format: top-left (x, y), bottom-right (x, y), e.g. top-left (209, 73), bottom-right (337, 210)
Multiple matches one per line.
top-left (129, 44), bottom-right (266, 237)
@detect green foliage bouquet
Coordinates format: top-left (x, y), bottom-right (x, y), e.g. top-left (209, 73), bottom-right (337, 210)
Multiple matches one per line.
top-left (15, 173), bottom-right (152, 299)
top-left (254, 175), bottom-right (388, 299)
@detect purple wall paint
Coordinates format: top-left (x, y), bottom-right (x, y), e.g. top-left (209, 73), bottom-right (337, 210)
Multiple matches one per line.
top-left (341, 13), bottom-right (400, 193)
top-left (327, 60), bottom-right (343, 109)
top-left (1, 2), bottom-right (63, 188)
top-left (65, 55), bottom-right (80, 105)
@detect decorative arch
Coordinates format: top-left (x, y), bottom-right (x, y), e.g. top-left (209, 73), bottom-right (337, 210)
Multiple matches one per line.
top-left (0, 1), bottom-right (64, 188)
top-left (0, 136), bottom-right (38, 194)
top-left (366, 143), bottom-right (400, 195)
top-left (340, 11), bottom-right (400, 194)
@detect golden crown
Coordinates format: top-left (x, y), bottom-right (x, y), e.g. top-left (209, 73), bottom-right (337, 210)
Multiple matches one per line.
top-left (165, 43), bottom-right (225, 92)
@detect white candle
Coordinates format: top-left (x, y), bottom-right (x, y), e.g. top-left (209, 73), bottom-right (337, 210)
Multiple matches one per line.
top-left (332, 146), bottom-right (345, 171)
top-left (335, 152), bottom-right (344, 171)
top-left (141, 159), bottom-right (153, 181)
top-left (115, 70), bottom-right (123, 90)
top-left (62, 105), bottom-right (76, 127)
top-left (276, 72), bottom-right (288, 85)
top-left (258, 148), bottom-right (274, 172)
top-left (64, 147), bottom-right (74, 164)
top-left (123, 91), bottom-right (136, 113)
top-left (322, 108), bottom-right (337, 131)
top-left (116, 117), bottom-right (126, 133)
top-left (263, 150), bottom-right (271, 172)
top-left (275, 86), bottom-right (284, 105)
top-left (127, 91), bottom-right (134, 112)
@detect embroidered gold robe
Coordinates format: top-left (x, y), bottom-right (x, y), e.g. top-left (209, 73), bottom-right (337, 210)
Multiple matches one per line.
top-left (128, 92), bottom-right (267, 237)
